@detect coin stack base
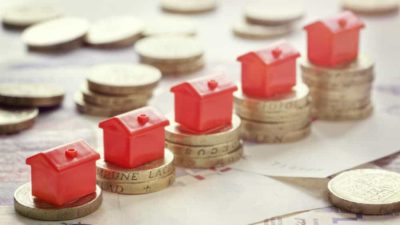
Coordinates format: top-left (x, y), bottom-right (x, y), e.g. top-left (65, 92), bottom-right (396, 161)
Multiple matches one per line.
top-left (96, 149), bottom-right (175, 194)
top-left (234, 84), bottom-right (312, 143)
top-left (301, 54), bottom-right (374, 121)
top-left (14, 183), bottom-right (102, 221)
top-left (165, 114), bottom-right (243, 168)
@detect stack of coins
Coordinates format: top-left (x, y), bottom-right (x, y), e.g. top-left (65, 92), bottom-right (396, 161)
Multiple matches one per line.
top-left (75, 63), bottom-right (161, 117)
top-left (232, 0), bottom-right (304, 39)
top-left (301, 55), bottom-right (374, 120)
top-left (234, 84), bottom-right (312, 143)
top-left (0, 83), bottom-right (65, 134)
top-left (135, 36), bottom-right (204, 75)
top-left (165, 114), bottom-right (243, 168)
top-left (96, 149), bottom-right (175, 194)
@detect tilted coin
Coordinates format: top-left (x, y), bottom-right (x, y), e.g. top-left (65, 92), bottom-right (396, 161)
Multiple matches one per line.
top-left (165, 139), bottom-right (242, 158)
top-left (135, 36), bottom-right (203, 62)
top-left (0, 107), bottom-right (38, 134)
top-left (232, 20), bottom-right (292, 39)
top-left (328, 169), bottom-right (400, 215)
top-left (245, 0), bottom-right (304, 25)
top-left (22, 17), bottom-right (89, 51)
top-left (234, 84), bottom-right (310, 113)
top-left (85, 16), bottom-right (144, 48)
top-left (240, 116), bottom-right (310, 133)
top-left (97, 149), bottom-right (175, 182)
top-left (0, 83), bottom-right (64, 107)
top-left (174, 145), bottom-right (243, 168)
top-left (2, 3), bottom-right (63, 29)
top-left (74, 92), bottom-right (138, 117)
top-left (14, 183), bottom-right (102, 221)
top-left (241, 124), bottom-right (311, 143)
top-left (160, 0), bottom-right (217, 14)
top-left (165, 114), bottom-right (241, 146)
top-left (97, 172), bottom-right (175, 194)
top-left (87, 63), bottom-right (161, 95)
top-left (81, 84), bottom-right (151, 107)
top-left (314, 103), bottom-right (373, 121)
top-left (143, 16), bottom-right (196, 37)
top-left (341, 0), bottom-right (399, 14)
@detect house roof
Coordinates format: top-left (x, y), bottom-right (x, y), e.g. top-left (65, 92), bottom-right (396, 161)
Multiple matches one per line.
top-left (99, 106), bottom-right (169, 135)
top-left (26, 140), bottom-right (100, 172)
top-left (170, 74), bottom-right (237, 98)
top-left (237, 41), bottom-right (300, 66)
top-left (304, 11), bottom-right (364, 34)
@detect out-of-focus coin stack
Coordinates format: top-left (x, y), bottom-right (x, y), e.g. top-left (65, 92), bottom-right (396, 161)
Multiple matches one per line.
top-left (301, 55), bottom-right (374, 121)
top-left (165, 115), bottom-right (243, 168)
top-left (0, 83), bottom-right (64, 134)
top-left (234, 84), bottom-right (312, 143)
top-left (96, 149), bottom-right (175, 194)
top-left (232, 0), bottom-right (304, 39)
top-left (135, 35), bottom-right (204, 75)
top-left (75, 63), bottom-right (161, 117)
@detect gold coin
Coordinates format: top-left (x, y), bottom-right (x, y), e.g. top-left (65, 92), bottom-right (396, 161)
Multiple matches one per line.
top-left (240, 116), bottom-right (310, 133)
top-left (97, 172), bottom-right (175, 194)
top-left (143, 16), bottom-right (196, 37)
top-left (235, 103), bottom-right (311, 123)
top-left (241, 124), bottom-right (311, 143)
top-left (166, 139), bottom-right (242, 158)
top-left (0, 83), bottom-right (64, 107)
top-left (341, 0), bottom-right (399, 14)
top-left (135, 36), bottom-right (203, 62)
top-left (87, 63), bottom-right (161, 95)
top-left (173, 145), bottom-right (243, 168)
top-left (74, 92), bottom-right (139, 117)
top-left (165, 114), bottom-right (241, 146)
top-left (97, 149), bottom-right (175, 182)
top-left (85, 16), bottom-right (144, 48)
top-left (160, 0), bottom-right (217, 14)
top-left (234, 84), bottom-right (310, 113)
top-left (2, 3), bottom-right (63, 29)
top-left (22, 17), bottom-right (89, 50)
top-left (81, 84), bottom-right (150, 108)
top-left (141, 56), bottom-right (204, 75)
top-left (232, 20), bottom-right (292, 39)
top-left (301, 73), bottom-right (374, 89)
top-left (244, 0), bottom-right (304, 26)
top-left (315, 104), bottom-right (373, 121)
top-left (309, 88), bottom-right (371, 102)
top-left (328, 169), bottom-right (400, 215)
top-left (0, 107), bottom-right (38, 134)
top-left (312, 97), bottom-right (371, 110)
top-left (14, 183), bottom-right (102, 221)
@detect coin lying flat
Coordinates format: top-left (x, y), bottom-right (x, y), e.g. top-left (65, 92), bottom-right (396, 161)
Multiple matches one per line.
top-left (2, 3), bottom-right (63, 29)
top-left (328, 169), bottom-right (400, 214)
top-left (241, 124), bottom-right (311, 143)
top-left (232, 20), bottom-right (292, 39)
top-left (0, 83), bottom-right (64, 107)
top-left (245, 0), bottom-right (304, 25)
top-left (135, 36), bottom-right (203, 62)
top-left (140, 55), bottom-right (204, 75)
top-left (143, 17), bottom-right (196, 37)
top-left (14, 183), bottom-right (102, 221)
top-left (85, 16), bottom-right (144, 48)
top-left (341, 0), bottom-right (399, 14)
top-left (97, 149), bottom-right (175, 182)
top-left (165, 114), bottom-right (241, 146)
top-left (87, 63), bottom-right (161, 95)
top-left (160, 0), bottom-right (217, 14)
top-left (240, 116), bottom-right (310, 133)
top-left (315, 104), bottom-right (373, 121)
top-left (166, 139), bottom-right (242, 158)
top-left (0, 107), bottom-right (38, 134)
top-left (97, 172), bottom-right (175, 194)
top-left (22, 17), bottom-right (89, 51)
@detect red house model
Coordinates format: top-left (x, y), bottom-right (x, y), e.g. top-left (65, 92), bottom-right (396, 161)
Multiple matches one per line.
top-left (26, 140), bottom-right (100, 206)
top-left (237, 41), bottom-right (300, 98)
top-left (304, 11), bottom-right (365, 67)
top-left (170, 74), bottom-right (237, 133)
top-left (99, 106), bottom-right (169, 168)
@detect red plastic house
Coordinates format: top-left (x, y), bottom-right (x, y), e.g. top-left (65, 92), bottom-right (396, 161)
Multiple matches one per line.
top-left (237, 41), bottom-right (300, 98)
top-left (99, 106), bottom-right (169, 168)
top-left (170, 74), bottom-right (237, 133)
top-left (304, 11), bottom-right (365, 67)
top-left (26, 140), bottom-right (100, 206)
